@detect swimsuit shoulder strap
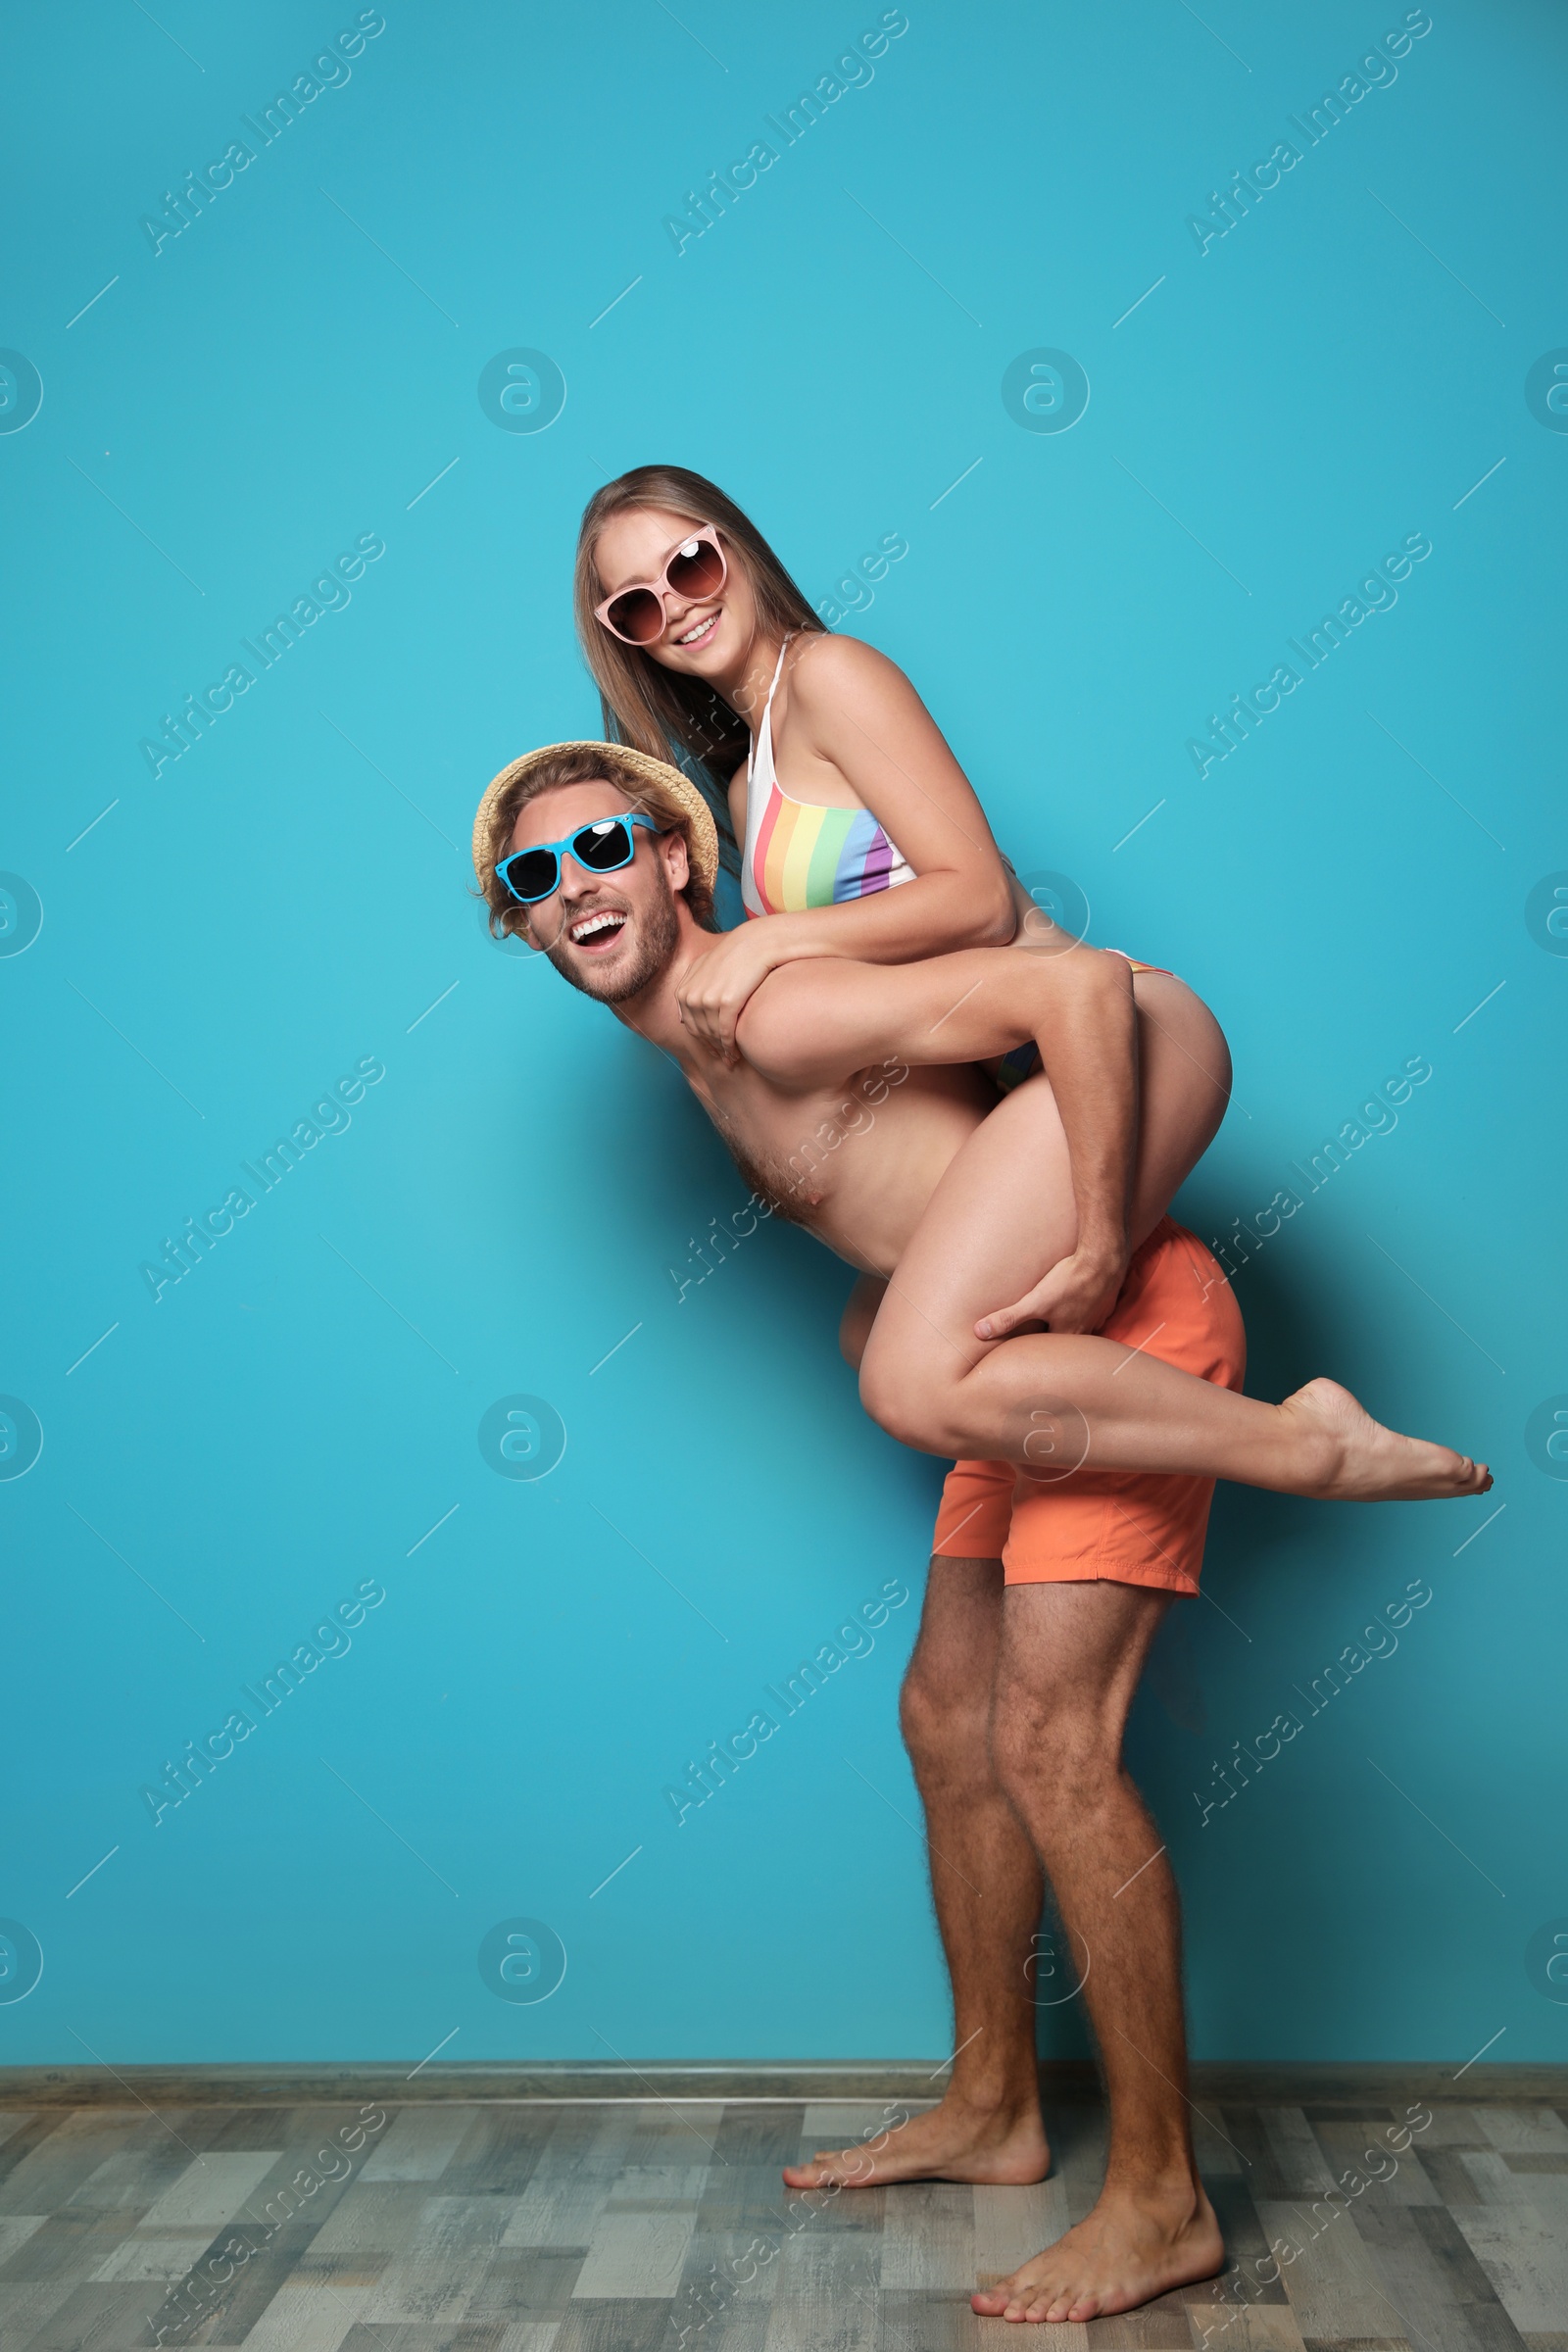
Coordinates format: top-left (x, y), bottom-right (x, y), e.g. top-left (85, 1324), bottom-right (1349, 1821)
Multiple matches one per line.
top-left (764, 635), bottom-right (791, 707)
top-left (748, 636), bottom-right (794, 789)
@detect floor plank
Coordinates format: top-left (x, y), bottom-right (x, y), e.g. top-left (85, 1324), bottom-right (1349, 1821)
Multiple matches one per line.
top-left (0, 2207), bottom-right (140, 2283)
top-left (879, 2181), bottom-right (975, 2290)
top-left (440, 2106), bottom-right (555, 2198)
top-left (551, 2296), bottom-right (672, 2350)
top-left (88, 2228), bottom-right (216, 2282)
top-left (1253, 2194), bottom-right (1406, 2343)
top-left (570, 2204), bottom-right (699, 2298)
top-left (761, 2224), bottom-right (879, 2350)
top-left (1314, 2121), bottom-right (1445, 2209)
top-left (972, 2178), bottom-right (1069, 2282)
top-left (357, 2189), bottom-right (516, 2324)
top-left (1258, 2108), bottom-right (1328, 2198)
top-left (1351, 2202), bottom-right (1533, 2352)
top-left (358, 2106), bottom-right (474, 2181)
top-left (335, 2327), bottom-right (512, 2352)
top-left (236, 2248), bottom-right (392, 2352)
top-left (21, 2276), bottom-right (172, 2350)
top-left (467, 2245), bottom-right (586, 2324)
top-left (1473, 2111), bottom-right (1568, 2158)
top-left (0, 2114), bottom-right (150, 2219)
top-left (874, 2287), bottom-right (982, 2348)
top-left (0, 2278), bottom-right (82, 2346)
top-left (799, 2102), bottom-right (923, 2164)
top-left (0, 2212), bottom-right (49, 2269)
top-left (309, 2179), bottom-right (438, 2254)
top-left (1451, 2204), bottom-right (1568, 2334)
top-left (500, 2111), bottom-right (638, 2254)
top-left (1207, 2178), bottom-right (1290, 2303)
top-left (1419, 2106), bottom-right (1490, 2148)
top-left (695, 2157), bottom-right (803, 2240)
top-left (1184, 2304), bottom-right (1308, 2352)
top-left (136, 2143), bottom-right (281, 2230)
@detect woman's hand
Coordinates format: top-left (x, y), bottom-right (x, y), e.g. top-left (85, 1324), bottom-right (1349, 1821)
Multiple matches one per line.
top-left (675, 922), bottom-right (798, 1061)
top-left (975, 1248), bottom-right (1127, 1342)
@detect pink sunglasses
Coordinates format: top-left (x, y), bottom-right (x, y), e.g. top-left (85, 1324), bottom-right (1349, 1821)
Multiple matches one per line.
top-left (594, 526), bottom-right (727, 646)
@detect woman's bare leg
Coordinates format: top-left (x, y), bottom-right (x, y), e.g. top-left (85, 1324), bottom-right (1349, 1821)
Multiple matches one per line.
top-left (858, 977), bottom-right (1491, 1500)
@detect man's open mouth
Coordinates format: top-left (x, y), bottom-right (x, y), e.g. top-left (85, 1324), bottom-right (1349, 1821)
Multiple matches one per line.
top-left (674, 608), bottom-right (720, 650)
top-left (568, 907), bottom-right (628, 952)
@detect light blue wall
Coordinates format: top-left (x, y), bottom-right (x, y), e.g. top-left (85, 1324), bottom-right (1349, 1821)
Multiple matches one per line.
top-left (2, 0), bottom-right (1563, 2065)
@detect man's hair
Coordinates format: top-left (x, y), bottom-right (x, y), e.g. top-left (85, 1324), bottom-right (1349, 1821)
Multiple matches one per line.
top-left (476, 742), bottom-right (715, 941)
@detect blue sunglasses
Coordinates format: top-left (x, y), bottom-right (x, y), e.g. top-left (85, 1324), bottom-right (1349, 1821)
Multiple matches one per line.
top-left (495, 811), bottom-right (663, 906)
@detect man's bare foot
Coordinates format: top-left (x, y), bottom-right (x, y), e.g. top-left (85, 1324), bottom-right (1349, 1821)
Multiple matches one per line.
top-left (972, 2179), bottom-right (1224, 2324)
top-left (1280, 1378), bottom-right (1492, 1501)
top-left (782, 2093), bottom-right (1050, 2190)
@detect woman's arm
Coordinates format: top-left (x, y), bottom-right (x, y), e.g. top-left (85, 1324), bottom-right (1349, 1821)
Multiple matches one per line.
top-left (676, 635), bottom-right (1016, 1059)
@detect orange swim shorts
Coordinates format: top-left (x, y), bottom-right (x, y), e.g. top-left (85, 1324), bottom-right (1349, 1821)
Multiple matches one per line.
top-left (929, 1217), bottom-right (1246, 1595)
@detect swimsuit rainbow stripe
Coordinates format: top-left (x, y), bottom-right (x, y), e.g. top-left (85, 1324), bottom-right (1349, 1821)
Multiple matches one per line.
top-left (748, 788), bottom-right (900, 914)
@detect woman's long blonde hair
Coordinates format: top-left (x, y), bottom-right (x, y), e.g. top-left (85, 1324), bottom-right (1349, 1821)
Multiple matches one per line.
top-left (573, 466), bottom-right (823, 861)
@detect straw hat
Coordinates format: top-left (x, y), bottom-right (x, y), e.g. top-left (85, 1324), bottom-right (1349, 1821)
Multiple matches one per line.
top-left (472, 741), bottom-right (719, 896)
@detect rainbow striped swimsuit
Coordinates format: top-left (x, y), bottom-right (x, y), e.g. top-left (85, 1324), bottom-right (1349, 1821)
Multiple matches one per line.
top-left (740, 639), bottom-right (915, 918)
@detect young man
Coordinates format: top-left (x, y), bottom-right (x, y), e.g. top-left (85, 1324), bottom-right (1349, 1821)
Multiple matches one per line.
top-left (473, 742), bottom-right (1488, 2324)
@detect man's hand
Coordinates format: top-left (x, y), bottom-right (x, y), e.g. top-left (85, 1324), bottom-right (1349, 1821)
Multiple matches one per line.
top-left (975, 1247), bottom-right (1127, 1341)
top-left (675, 923), bottom-right (796, 1061)
top-left (735, 943), bottom-right (1141, 1272)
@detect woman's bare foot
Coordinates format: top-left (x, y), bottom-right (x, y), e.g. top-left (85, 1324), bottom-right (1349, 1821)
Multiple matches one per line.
top-left (782, 2093), bottom-right (1050, 2190)
top-left (1279, 1378), bottom-right (1492, 1500)
top-left (971, 2178), bottom-right (1224, 2324)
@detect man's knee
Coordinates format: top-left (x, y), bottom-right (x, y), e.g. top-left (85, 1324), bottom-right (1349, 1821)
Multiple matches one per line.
top-left (900, 1660), bottom-right (989, 1781)
top-left (991, 1682), bottom-right (1115, 1810)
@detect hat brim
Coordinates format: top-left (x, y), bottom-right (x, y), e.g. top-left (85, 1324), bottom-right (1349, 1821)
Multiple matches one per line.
top-left (472, 742), bottom-right (720, 901)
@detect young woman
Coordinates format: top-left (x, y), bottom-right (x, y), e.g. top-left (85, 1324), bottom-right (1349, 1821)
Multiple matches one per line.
top-left (575, 466), bottom-right (1017, 1044)
top-left (572, 464), bottom-right (1234, 1343)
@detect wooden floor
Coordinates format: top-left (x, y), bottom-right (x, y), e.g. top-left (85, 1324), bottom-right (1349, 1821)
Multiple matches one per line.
top-left (0, 2088), bottom-right (1564, 2349)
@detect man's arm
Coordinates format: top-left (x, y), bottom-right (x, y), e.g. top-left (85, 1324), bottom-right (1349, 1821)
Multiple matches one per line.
top-left (734, 938), bottom-right (1139, 1333)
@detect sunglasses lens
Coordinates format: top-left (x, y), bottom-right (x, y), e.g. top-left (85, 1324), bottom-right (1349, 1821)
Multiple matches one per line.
top-left (573, 819), bottom-right (633, 871)
top-left (666, 536), bottom-right (723, 600)
top-left (606, 586), bottom-right (664, 644)
top-left (506, 851), bottom-right (557, 902)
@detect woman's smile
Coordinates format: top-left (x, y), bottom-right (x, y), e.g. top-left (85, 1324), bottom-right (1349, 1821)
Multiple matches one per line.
top-left (672, 607), bottom-right (721, 651)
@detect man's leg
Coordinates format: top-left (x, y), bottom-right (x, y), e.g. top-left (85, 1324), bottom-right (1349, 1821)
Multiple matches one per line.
top-left (784, 1551), bottom-right (1049, 2189)
top-left (972, 1581), bottom-right (1224, 2324)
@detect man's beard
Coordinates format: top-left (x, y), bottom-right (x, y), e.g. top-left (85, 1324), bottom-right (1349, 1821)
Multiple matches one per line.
top-left (544, 871), bottom-right (680, 1004)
